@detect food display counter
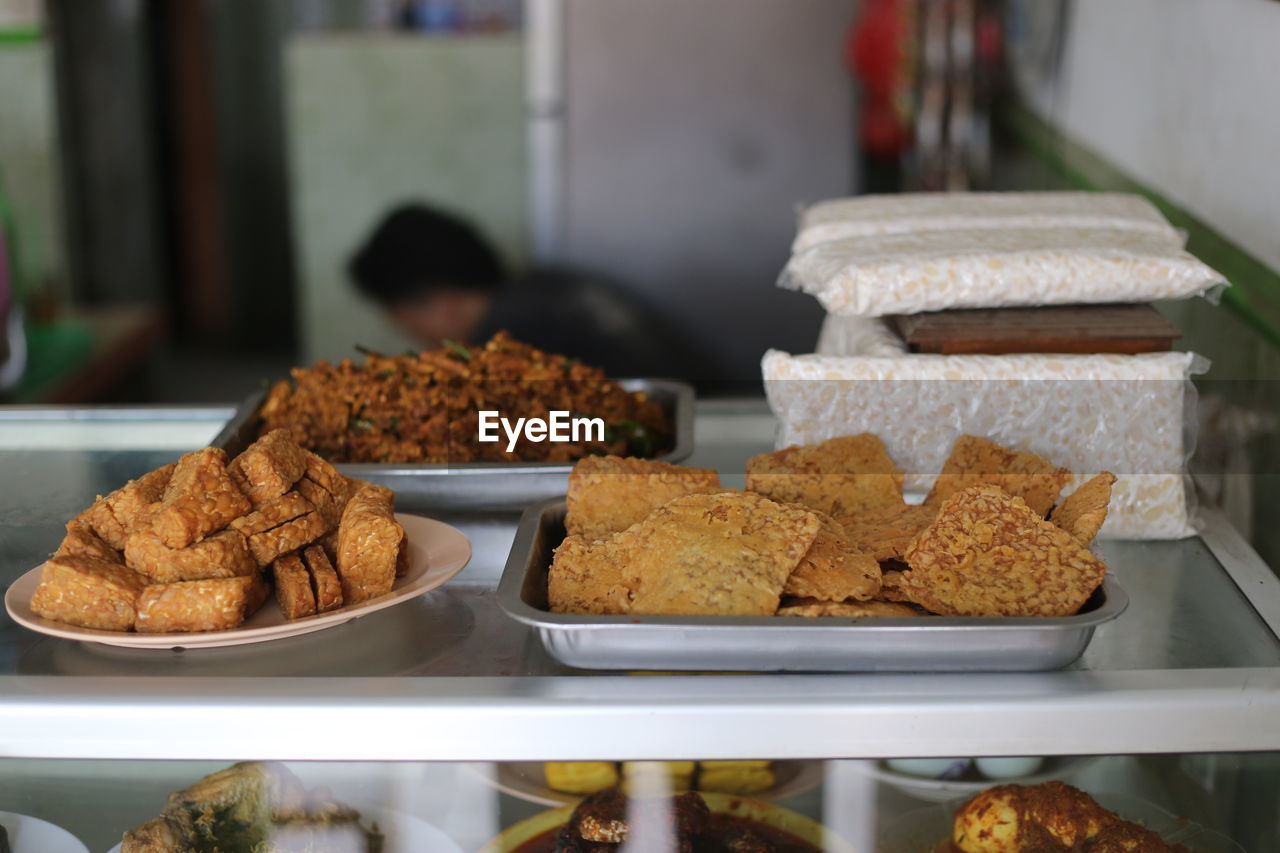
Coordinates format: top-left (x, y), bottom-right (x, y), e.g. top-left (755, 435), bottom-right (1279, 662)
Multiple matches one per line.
top-left (1, 401), bottom-right (1279, 852)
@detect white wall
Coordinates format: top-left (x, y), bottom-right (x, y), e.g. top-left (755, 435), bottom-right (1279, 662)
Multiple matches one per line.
top-left (1015, 0), bottom-right (1280, 272)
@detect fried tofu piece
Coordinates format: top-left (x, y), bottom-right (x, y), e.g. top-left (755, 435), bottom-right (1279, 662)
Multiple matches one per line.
top-left (55, 520), bottom-right (123, 564)
top-left (229, 490), bottom-right (315, 538)
top-left (775, 598), bottom-right (925, 618)
top-left (335, 486), bottom-right (403, 604)
top-left (302, 545), bottom-right (343, 612)
top-left (124, 528), bottom-right (257, 584)
top-left (565, 456), bottom-right (721, 541)
top-left (544, 762), bottom-right (620, 795)
top-left (904, 484), bottom-right (1107, 617)
top-left (838, 504), bottom-right (938, 562)
top-left (623, 492), bottom-right (821, 616)
top-left (231, 429), bottom-right (308, 505)
top-left (135, 574), bottom-right (269, 633)
top-left (272, 554), bottom-right (317, 620)
top-left (245, 511), bottom-right (328, 567)
top-left (29, 555), bottom-right (148, 631)
top-left (783, 510), bottom-right (881, 602)
top-left (1051, 472), bottom-right (1117, 545)
top-left (746, 434), bottom-right (904, 517)
top-left (76, 463), bottom-right (177, 549)
top-left (925, 435), bottom-right (1072, 517)
top-left (149, 448), bottom-right (251, 549)
top-left (548, 534), bottom-right (634, 615)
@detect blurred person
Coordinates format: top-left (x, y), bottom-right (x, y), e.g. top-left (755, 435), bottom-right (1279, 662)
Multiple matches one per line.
top-left (349, 203), bottom-right (701, 379)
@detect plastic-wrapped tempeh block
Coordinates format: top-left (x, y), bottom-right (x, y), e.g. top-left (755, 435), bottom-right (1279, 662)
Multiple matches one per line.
top-left (336, 486), bottom-right (402, 604)
top-left (245, 511), bottom-right (328, 567)
top-left (135, 574), bottom-right (269, 633)
top-left (123, 528), bottom-right (257, 584)
top-left (29, 555), bottom-right (148, 631)
top-left (231, 428), bottom-right (307, 505)
top-left (149, 448), bottom-right (251, 549)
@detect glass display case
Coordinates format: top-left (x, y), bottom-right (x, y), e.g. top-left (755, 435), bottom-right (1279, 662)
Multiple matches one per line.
top-left (1, 401), bottom-right (1278, 852)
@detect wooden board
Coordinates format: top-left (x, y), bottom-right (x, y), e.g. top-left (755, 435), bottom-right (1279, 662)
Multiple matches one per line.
top-left (891, 304), bottom-right (1181, 355)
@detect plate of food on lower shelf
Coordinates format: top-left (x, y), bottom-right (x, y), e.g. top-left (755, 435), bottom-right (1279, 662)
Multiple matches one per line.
top-left (864, 756), bottom-right (1101, 803)
top-left (479, 786), bottom-right (853, 853)
top-left (107, 761), bottom-right (462, 853)
top-left (473, 760), bottom-right (823, 807)
top-left (210, 332), bottom-right (694, 510)
top-left (876, 780), bottom-right (1245, 853)
top-left (498, 433), bottom-right (1127, 672)
top-left (4, 430), bottom-right (471, 650)
top-left (0, 811), bottom-right (89, 853)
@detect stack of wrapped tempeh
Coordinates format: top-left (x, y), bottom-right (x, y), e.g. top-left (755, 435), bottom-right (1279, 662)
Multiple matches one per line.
top-left (29, 430), bottom-right (406, 633)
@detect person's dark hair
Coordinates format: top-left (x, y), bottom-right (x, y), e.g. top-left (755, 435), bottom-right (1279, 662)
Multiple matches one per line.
top-left (348, 203), bottom-right (505, 304)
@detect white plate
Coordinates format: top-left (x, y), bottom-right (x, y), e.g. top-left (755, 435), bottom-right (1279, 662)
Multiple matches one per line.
top-left (0, 811), bottom-right (89, 853)
top-left (471, 761), bottom-right (823, 807)
top-left (5, 513), bottom-right (470, 649)
top-left (864, 756), bottom-right (1100, 802)
top-left (104, 803), bottom-right (463, 853)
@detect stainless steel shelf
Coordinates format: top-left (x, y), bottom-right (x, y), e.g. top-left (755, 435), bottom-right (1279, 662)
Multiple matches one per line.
top-left (1, 403), bottom-right (1278, 760)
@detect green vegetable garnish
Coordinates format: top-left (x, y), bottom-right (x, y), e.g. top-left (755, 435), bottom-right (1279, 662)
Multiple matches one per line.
top-left (443, 339), bottom-right (473, 362)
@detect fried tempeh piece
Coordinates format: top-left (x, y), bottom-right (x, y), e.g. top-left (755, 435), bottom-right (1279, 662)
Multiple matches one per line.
top-left (303, 450), bottom-right (346, 499)
top-left (76, 463), bottom-right (177, 549)
top-left (245, 511), bottom-right (328, 567)
top-left (29, 555), bottom-right (148, 631)
top-left (302, 545), bottom-right (343, 612)
top-left (746, 434), bottom-right (904, 517)
top-left (1051, 472), bottom-right (1118, 545)
top-left (776, 598), bottom-right (925, 618)
top-left (783, 511), bottom-right (881, 602)
top-left (124, 528), bottom-right (257, 584)
top-left (135, 574), bottom-right (269, 633)
top-left (335, 485), bottom-right (403, 604)
top-left (229, 490), bottom-right (315, 538)
top-left (548, 534), bottom-right (634, 615)
top-left (623, 492), bottom-right (821, 616)
top-left (55, 520), bottom-right (123, 564)
top-left (838, 503), bottom-right (938, 562)
top-left (272, 554), bottom-right (317, 620)
top-left (295, 476), bottom-right (343, 529)
top-left (565, 456), bottom-right (721, 541)
top-left (230, 429), bottom-right (308, 505)
top-left (904, 484), bottom-right (1107, 617)
top-left (150, 448), bottom-right (251, 549)
top-left (878, 569), bottom-right (915, 603)
top-left (925, 435), bottom-right (1072, 517)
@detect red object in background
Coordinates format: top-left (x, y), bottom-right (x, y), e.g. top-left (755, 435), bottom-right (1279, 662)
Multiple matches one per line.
top-left (848, 0), bottom-right (911, 157)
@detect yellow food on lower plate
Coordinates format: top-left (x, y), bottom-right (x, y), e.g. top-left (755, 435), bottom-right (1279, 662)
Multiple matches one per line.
top-left (698, 762), bottom-right (776, 795)
top-left (543, 761), bottom-right (619, 795)
top-left (621, 761), bottom-right (694, 795)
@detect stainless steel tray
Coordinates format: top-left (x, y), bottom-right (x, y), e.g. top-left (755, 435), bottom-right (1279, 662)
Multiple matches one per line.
top-left (498, 498), bottom-right (1129, 672)
top-left (210, 379), bottom-right (694, 511)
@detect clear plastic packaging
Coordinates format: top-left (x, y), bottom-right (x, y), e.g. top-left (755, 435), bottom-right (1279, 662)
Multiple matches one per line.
top-left (761, 348), bottom-right (1208, 540)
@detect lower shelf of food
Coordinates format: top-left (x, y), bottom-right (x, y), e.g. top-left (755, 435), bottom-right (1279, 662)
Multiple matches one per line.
top-left (0, 754), bottom-right (1273, 853)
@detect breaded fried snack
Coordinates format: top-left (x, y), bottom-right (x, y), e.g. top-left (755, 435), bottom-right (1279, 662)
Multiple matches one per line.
top-left (124, 528), bottom-right (257, 584)
top-left (1051, 472), bottom-right (1117, 545)
top-left (548, 535), bottom-right (634, 615)
top-left (746, 434), bottom-right (904, 517)
top-left (29, 555), bottom-right (148, 631)
top-left (231, 429), bottom-right (308, 504)
top-left (783, 511), bottom-right (881, 602)
top-left (150, 448), bottom-right (251, 549)
top-left (904, 485), bottom-right (1107, 617)
top-left (776, 598), bottom-right (924, 618)
top-left (229, 491), bottom-right (315, 538)
top-left (925, 435), bottom-right (1071, 517)
top-left (302, 545), bottom-right (343, 612)
top-left (245, 511), bottom-right (328, 567)
top-left (76, 462), bottom-right (177, 549)
top-left (622, 492), bottom-right (821, 616)
top-left (135, 574), bottom-right (269, 633)
top-left (838, 504), bottom-right (938, 562)
top-left (55, 520), bottom-right (123, 564)
top-left (565, 456), bottom-right (721, 541)
top-left (335, 485), bottom-right (403, 604)
top-left (272, 554), bottom-right (317, 620)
